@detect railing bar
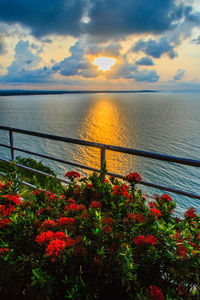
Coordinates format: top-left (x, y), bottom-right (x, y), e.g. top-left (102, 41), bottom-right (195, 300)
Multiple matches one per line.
top-left (0, 143), bottom-right (11, 149)
top-left (0, 125), bottom-right (200, 167)
top-left (1, 158), bottom-right (200, 200)
top-left (0, 158), bottom-right (71, 184)
top-left (9, 129), bottom-right (15, 161)
top-left (106, 171), bottom-right (200, 200)
top-left (13, 147), bottom-right (100, 173)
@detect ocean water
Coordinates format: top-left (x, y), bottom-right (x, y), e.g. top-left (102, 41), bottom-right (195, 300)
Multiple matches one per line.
top-left (0, 92), bottom-right (200, 216)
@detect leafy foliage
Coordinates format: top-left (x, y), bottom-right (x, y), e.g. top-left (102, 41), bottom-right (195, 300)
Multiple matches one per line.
top-left (0, 164), bottom-right (200, 299)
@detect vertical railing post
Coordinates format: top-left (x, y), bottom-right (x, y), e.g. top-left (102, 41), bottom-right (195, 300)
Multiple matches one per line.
top-left (100, 148), bottom-right (106, 171)
top-left (9, 129), bottom-right (15, 161)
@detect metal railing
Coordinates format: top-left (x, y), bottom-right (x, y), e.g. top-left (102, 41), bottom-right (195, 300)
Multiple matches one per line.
top-left (0, 125), bottom-right (200, 200)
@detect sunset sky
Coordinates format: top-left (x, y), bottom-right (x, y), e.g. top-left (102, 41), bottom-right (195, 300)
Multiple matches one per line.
top-left (0, 0), bottom-right (200, 91)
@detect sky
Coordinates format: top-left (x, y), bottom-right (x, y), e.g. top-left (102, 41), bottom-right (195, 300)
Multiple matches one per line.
top-left (0, 0), bottom-right (200, 91)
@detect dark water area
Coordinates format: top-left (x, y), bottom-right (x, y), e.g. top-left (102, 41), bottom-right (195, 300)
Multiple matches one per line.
top-left (0, 92), bottom-right (200, 216)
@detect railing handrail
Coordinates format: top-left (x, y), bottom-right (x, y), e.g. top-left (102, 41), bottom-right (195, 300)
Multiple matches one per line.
top-left (0, 125), bottom-right (200, 200)
top-left (0, 125), bottom-right (200, 167)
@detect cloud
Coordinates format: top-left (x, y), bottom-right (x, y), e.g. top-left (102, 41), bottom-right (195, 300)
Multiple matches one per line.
top-left (133, 69), bottom-right (160, 82)
top-left (86, 43), bottom-right (122, 57)
top-left (136, 57), bottom-right (154, 66)
top-left (85, 0), bottom-right (196, 38)
top-left (133, 37), bottom-right (177, 59)
top-left (173, 69), bottom-right (185, 80)
top-left (191, 35), bottom-right (200, 44)
top-left (0, 0), bottom-right (85, 38)
top-left (53, 41), bottom-right (98, 78)
top-left (0, 40), bottom-right (54, 84)
top-left (0, 35), bottom-right (6, 55)
top-left (0, 0), bottom-right (199, 40)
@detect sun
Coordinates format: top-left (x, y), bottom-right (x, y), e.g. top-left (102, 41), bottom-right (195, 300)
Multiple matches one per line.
top-left (93, 56), bottom-right (116, 71)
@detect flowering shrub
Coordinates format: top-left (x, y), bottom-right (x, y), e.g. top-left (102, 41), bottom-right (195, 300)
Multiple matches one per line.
top-left (0, 169), bottom-right (200, 299)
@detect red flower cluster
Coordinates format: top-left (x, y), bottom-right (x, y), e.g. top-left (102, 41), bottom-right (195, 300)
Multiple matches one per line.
top-left (133, 234), bottom-right (158, 246)
top-left (2, 194), bottom-right (21, 206)
top-left (65, 203), bottom-right (86, 211)
top-left (159, 194), bottom-right (172, 202)
top-left (0, 204), bottom-right (16, 217)
top-left (46, 236), bottom-right (75, 257)
top-left (127, 213), bottom-right (146, 223)
top-left (101, 217), bottom-right (113, 225)
top-left (112, 184), bottom-right (129, 198)
top-left (103, 225), bottom-right (112, 234)
top-left (149, 208), bottom-right (162, 219)
top-left (58, 217), bottom-right (75, 226)
top-left (41, 220), bottom-right (57, 227)
top-left (147, 285), bottom-right (164, 300)
top-left (0, 247), bottom-right (10, 255)
top-left (90, 200), bottom-right (101, 208)
top-left (0, 218), bottom-right (12, 228)
top-left (148, 201), bottom-right (157, 208)
top-left (126, 172), bottom-right (142, 183)
top-left (65, 171), bottom-right (80, 179)
top-left (35, 231), bottom-right (55, 244)
top-left (46, 239), bottom-right (66, 257)
top-left (184, 207), bottom-right (196, 219)
top-left (176, 244), bottom-right (188, 258)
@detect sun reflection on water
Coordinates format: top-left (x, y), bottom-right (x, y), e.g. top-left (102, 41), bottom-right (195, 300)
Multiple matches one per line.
top-left (73, 95), bottom-right (137, 175)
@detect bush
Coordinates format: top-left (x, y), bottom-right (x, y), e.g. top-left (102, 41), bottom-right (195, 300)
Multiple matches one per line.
top-left (0, 167), bottom-right (200, 299)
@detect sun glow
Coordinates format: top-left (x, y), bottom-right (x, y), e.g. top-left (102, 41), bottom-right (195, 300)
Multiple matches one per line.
top-left (93, 56), bottom-right (116, 71)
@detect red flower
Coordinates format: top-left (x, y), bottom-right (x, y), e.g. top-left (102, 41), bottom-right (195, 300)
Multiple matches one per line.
top-left (35, 230), bottom-right (54, 244)
top-left (101, 217), bottom-right (113, 225)
top-left (0, 204), bottom-right (16, 217)
top-left (146, 234), bottom-right (158, 244)
top-left (2, 194), bottom-right (21, 205)
top-left (147, 285), bottom-right (164, 300)
top-left (159, 194), bottom-right (172, 202)
top-left (90, 201), bottom-right (101, 208)
top-left (149, 208), bottom-right (162, 219)
top-left (126, 172), bottom-right (142, 183)
top-left (46, 239), bottom-right (66, 257)
top-left (184, 207), bottom-right (196, 219)
top-left (58, 217), bottom-right (75, 226)
top-left (0, 248), bottom-right (10, 255)
top-left (53, 231), bottom-right (68, 240)
top-left (65, 171), bottom-right (80, 179)
top-left (112, 185), bottom-right (129, 198)
top-left (148, 201), bottom-right (157, 208)
top-left (103, 225), bottom-right (112, 234)
top-left (176, 244), bottom-right (188, 258)
top-left (65, 203), bottom-right (86, 211)
top-left (41, 220), bottom-right (57, 228)
top-left (0, 218), bottom-right (12, 228)
top-left (133, 234), bottom-right (157, 246)
top-left (127, 213), bottom-right (146, 223)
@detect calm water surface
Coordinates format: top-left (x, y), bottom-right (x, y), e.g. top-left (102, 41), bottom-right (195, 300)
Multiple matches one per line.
top-left (0, 92), bottom-right (200, 216)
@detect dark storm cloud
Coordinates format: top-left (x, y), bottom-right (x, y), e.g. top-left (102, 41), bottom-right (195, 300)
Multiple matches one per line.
top-left (0, 0), bottom-right (85, 38)
top-left (86, 43), bottom-right (122, 57)
top-left (136, 57), bottom-right (154, 66)
top-left (174, 69), bottom-right (185, 80)
top-left (133, 37), bottom-right (177, 59)
top-left (85, 0), bottom-right (194, 37)
top-left (0, 0), bottom-right (199, 39)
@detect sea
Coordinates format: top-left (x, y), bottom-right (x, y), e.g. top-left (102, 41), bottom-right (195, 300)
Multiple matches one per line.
top-left (0, 91), bottom-right (200, 216)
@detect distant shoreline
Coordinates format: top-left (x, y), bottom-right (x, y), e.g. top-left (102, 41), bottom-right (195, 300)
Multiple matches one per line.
top-left (0, 90), bottom-right (159, 97)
